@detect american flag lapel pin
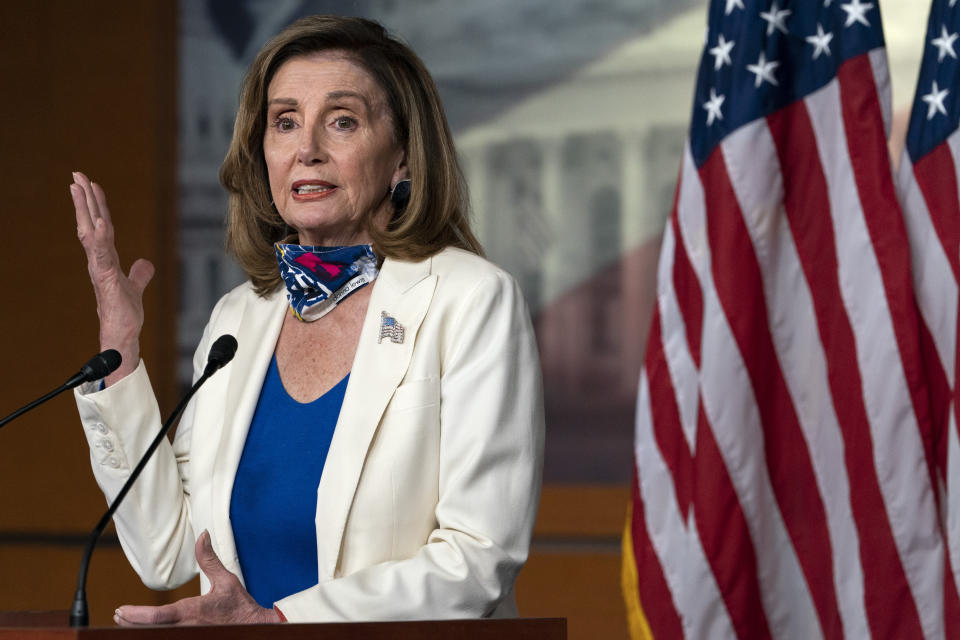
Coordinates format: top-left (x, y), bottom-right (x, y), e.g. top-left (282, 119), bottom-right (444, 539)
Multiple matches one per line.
top-left (378, 311), bottom-right (405, 344)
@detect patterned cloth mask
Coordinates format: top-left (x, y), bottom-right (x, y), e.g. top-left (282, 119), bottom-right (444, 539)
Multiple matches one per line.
top-left (275, 243), bottom-right (379, 322)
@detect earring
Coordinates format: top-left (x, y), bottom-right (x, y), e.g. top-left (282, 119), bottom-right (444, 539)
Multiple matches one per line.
top-left (390, 179), bottom-right (412, 213)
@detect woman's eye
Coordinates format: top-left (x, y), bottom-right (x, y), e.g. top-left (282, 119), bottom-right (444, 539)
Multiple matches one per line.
top-left (274, 116), bottom-right (296, 132)
top-left (334, 116), bottom-right (356, 130)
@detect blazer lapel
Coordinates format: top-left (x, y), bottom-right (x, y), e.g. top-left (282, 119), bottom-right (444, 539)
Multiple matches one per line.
top-left (316, 255), bottom-right (437, 580)
top-left (209, 287), bottom-right (288, 578)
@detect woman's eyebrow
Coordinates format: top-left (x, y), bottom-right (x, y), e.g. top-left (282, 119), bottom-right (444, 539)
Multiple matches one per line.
top-left (266, 92), bottom-right (372, 110)
top-left (325, 90), bottom-right (371, 110)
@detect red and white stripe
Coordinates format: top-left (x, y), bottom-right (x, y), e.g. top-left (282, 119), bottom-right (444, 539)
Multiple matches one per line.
top-left (898, 93), bottom-right (960, 637)
top-left (631, 49), bottom-right (952, 639)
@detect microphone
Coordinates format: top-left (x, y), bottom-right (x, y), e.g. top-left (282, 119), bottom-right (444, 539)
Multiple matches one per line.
top-left (0, 349), bottom-right (122, 431)
top-left (69, 335), bottom-right (238, 627)
top-left (64, 350), bottom-right (123, 389)
top-left (203, 334), bottom-right (238, 376)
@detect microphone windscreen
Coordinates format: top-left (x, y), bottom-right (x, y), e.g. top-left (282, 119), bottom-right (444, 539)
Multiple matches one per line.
top-left (82, 349), bottom-right (122, 381)
top-left (205, 335), bottom-right (238, 373)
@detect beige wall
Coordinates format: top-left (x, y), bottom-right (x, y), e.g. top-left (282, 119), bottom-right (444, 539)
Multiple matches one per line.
top-left (0, 0), bottom-right (187, 625)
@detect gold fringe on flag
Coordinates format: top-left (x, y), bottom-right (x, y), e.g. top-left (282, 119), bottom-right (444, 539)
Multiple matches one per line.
top-left (621, 502), bottom-right (654, 640)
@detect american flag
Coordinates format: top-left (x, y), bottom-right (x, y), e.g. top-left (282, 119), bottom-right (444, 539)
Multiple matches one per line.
top-left (623, 0), bottom-right (956, 638)
top-left (899, 0), bottom-right (960, 636)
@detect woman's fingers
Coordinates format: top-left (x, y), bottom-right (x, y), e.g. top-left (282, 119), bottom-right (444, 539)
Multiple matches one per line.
top-left (71, 183), bottom-right (95, 248)
top-left (73, 171), bottom-right (103, 224)
top-left (194, 531), bottom-right (235, 586)
top-left (70, 172), bottom-right (148, 382)
top-left (91, 180), bottom-right (114, 226)
top-left (115, 603), bottom-right (184, 626)
top-left (71, 173), bottom-right (122, 275)
top-left (128, 258), bottom-right (155, 293)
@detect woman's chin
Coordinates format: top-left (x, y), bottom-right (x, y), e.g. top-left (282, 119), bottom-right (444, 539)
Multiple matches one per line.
top-left (293, 227), bottom-right (371, 248)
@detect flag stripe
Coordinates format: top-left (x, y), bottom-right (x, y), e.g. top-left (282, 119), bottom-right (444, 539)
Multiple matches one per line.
top-left (900, 0), bottom-right (960, 630)
top-left (838, 54), bottom-right (946, 639)
top-left (838, 55), bottom-right (939, 493)
top-left (627, 463), bottom-right (683, 638)
top-left (652, 203), bottom-right (741, 638)
top-left (684, 141), bottom-right (820, 638)
top-left (920, 316), bottom-right (953, 477)
top-left (721, 106), bottom-right (865, 638)
top-left (645, 310), bottom-right (693, 516)
top-left (692, 403), bottom-right (772, 640)
top-left (948, 415), bottom-right (960, 633)
top-left (662, 212), bottom-right (701, 451)
top-left (699, 145), bottom-right (840, 638)
top-left (671, 197), bottom-right (703, 370)
top-left (900, 151), bottom-right (959, 390)
top-left (900, 137), bottom-right (960, 639)
top-left (913, 145), bottom-right (960, 283)
top-left (677, 143), bottom-right (804, 638)
top-left (946, 545), bottom-right (960, 640)
top-left (637, 358), bottom-right (736, 639)
top-left (767, 97), bottom-right (922, 639)
top-left (911, 143), bottom-right (960, 483)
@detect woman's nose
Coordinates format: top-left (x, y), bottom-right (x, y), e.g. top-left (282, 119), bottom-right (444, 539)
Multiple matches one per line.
top-left (296, 122), bottom-right (327, 165)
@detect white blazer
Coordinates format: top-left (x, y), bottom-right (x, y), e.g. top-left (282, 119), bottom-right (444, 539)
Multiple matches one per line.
top-left (74, 247), bottom-right (545, 622)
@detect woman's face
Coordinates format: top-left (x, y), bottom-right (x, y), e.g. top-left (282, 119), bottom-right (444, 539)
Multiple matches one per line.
top-left (263, 51), bottom-right (405, 246)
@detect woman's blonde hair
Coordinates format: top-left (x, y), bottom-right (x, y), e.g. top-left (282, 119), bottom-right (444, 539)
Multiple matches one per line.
top-left (221, 15), bottom-right (482, 296)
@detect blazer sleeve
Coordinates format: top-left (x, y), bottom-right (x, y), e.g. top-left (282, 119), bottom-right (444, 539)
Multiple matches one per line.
top-left (275, 269), bottom-right (545, 621)
top-left (73, 299), bottom-right (223, 590)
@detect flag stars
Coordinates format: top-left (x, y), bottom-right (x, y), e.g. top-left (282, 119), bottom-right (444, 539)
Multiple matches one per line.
top-left (922, 80), bottom-right (949, 120)
top-left (703, 88), bottom-right (725, 126)
top-left (931, 25), bottom-right (958, 62)
top-left (709, 34), bottom-right (735, 70)
top-left (747, 52), bottom-right (780, 88)
top-left (806, 24), bottom-right (834, 59)
top-left (760, 2), bottom-right (791, 36)
top-left (841, 0), bottom-right (874, 28)
top-left (725, 0), bottom-right (744, 15)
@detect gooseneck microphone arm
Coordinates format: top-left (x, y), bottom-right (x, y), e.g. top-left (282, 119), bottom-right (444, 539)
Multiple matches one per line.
top-left (0, 349), bottom-right (121, 431)
top-left (69, 335), bottom-right (238, 628)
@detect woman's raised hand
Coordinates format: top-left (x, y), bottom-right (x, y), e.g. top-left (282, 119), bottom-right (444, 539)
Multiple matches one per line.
top-left (71, 172), bottom-right (155, 385)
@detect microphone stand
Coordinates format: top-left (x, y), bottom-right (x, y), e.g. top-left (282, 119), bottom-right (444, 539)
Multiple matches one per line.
top-left (69, 369), bottom-right (212, 627)
top-left (0, 350), bottom-right (121, 431)
top-left (0, 385), bottom-right (73, 431)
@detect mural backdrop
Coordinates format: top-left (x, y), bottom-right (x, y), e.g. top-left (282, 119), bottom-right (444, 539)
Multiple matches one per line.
top-left (179, 0), bottom-right (748, 483)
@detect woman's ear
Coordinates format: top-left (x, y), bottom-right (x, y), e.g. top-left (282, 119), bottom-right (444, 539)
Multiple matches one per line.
top-left (391, 150), bottom-right (408, 187)
top-left (388, 149), bottom-right (410, 214)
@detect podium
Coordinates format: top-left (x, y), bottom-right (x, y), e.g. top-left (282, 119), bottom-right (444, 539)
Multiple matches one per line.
top-left (0, 612), bottom-right (566, 639)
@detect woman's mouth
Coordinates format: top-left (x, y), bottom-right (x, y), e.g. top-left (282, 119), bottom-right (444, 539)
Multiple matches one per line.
top-left (292, 181), bottom-right (336, 200)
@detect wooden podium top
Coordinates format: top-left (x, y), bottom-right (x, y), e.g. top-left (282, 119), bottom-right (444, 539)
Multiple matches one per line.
top-left (0, 614), bottom-right (566, 640)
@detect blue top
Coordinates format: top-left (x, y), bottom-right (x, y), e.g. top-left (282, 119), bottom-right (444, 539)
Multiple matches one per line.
top-left (229, 355), bottom-right (349, 607)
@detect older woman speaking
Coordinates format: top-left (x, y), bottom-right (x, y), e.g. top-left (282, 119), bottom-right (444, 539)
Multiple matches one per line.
top-left (70, 16), bottom-right (543, 625)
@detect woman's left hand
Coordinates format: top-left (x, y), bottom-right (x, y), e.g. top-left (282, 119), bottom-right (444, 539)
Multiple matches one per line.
top-left (113, 531), bottom-right (282, 626)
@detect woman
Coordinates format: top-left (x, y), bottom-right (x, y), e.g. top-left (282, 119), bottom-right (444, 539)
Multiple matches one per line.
top-left (71, 15), bottom-right (543, 625)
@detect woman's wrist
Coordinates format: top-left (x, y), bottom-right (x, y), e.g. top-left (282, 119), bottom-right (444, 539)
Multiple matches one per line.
top-left (98, 338), bottom-right (140, 387)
